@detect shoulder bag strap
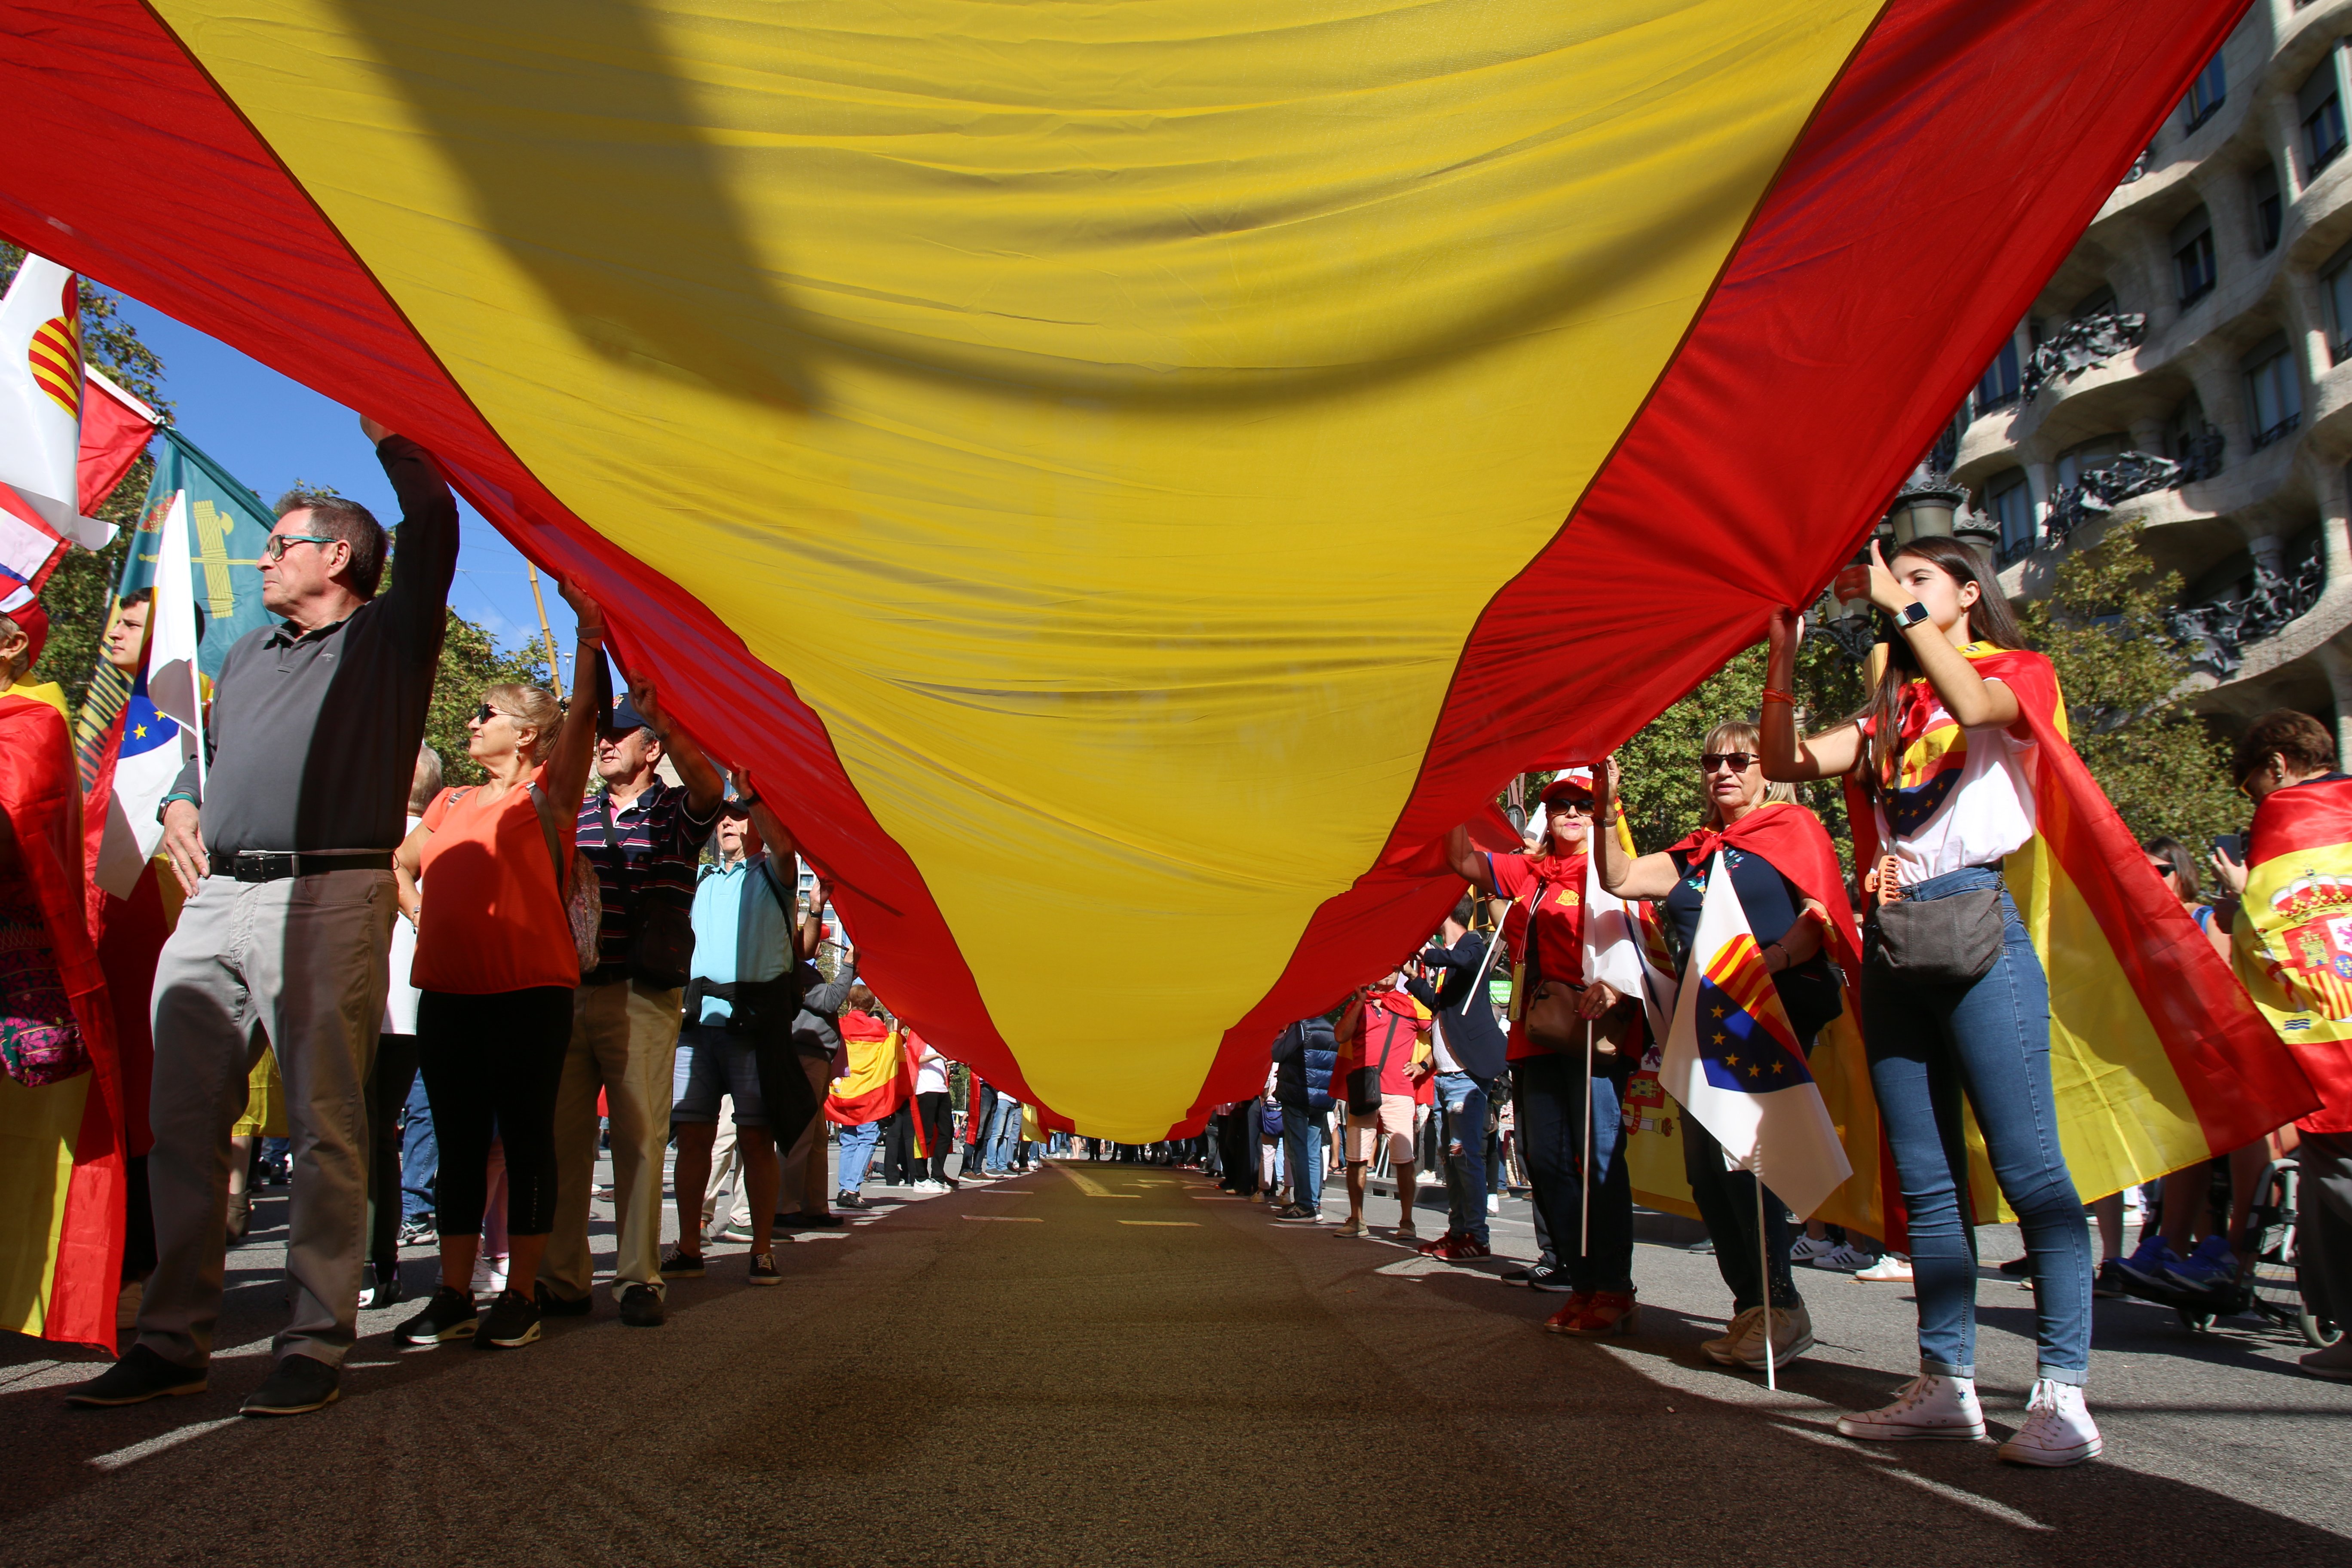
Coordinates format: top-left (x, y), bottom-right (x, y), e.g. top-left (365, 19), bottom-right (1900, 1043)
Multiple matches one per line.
top-left (525, 781), bottom-right (570, 898)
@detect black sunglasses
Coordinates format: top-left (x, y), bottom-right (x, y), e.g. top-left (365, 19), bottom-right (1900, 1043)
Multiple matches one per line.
top-left (471, 702), bottom-right (508, 726)
top-left (1700, 752), bottom-right (1759, 772)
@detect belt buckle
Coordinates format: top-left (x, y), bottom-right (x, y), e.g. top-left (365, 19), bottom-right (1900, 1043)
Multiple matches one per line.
top-left (236, 851), bottom-right (291, 883)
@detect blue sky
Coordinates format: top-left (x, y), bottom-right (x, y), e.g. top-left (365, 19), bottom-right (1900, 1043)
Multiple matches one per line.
top-left (113, 294), bottom-right (578, 665)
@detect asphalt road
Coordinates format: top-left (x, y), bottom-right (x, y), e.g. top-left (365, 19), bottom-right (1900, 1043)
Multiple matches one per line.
top-left (3, 1152), bottom-right (2346, 1567)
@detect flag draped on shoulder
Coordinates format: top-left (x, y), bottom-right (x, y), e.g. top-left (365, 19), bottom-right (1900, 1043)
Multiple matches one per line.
top-left (1846, 645), bottom-right (2319, 1210)
top-left (2229, 777), bottom-right (2352, 1136)
top-left (1660, 852), bottom-right (1851, 1219)
top-left (826, 1010), bottom-right (912, 1126)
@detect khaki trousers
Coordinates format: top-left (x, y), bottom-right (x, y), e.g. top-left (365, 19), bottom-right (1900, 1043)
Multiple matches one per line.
top-left (701, 1106), bottom-right (753, 1239)
top-left (139, 869), bottom-right (395, 1368)
top-left (774, 1054), bottom-right (833, 1213)
top-left (545, 979), bottom-right (683, 1301)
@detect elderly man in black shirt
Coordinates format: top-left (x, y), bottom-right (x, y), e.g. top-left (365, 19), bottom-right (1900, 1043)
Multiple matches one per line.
top-left (70, 417), bottom-right (457, 1418)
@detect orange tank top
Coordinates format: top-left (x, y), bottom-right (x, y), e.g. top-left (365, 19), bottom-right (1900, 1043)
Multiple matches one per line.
top-left (412, 767), bottom-right (579, 995)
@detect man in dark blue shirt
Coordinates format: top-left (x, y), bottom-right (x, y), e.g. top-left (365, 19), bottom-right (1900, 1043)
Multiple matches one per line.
top-left (1409, 895), bottom-right (1509, 1259)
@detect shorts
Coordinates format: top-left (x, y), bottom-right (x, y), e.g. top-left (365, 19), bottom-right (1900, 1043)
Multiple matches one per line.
top-left (1345, 1093), bottom-right (1417, 1165)
top-left (673, 1026), bottom-right (768, 1125)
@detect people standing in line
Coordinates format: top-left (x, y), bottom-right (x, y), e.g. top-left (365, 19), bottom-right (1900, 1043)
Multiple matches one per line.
top-left (660, 796), bottom-right (801, 1290)
top-left (361, 744), bottom-right (440, 1311)
top-left (392, 591), bottom-right (602, 1351)
top-left (1759, 536), bottom-right (2098, 1465)
top-left (542, 682), bottom-right (723, 1329)
top-left (2209, 710), bottom-right (2352, 1382)
top-left (72, 417), bottom-right (458, 1417)
top-left (1445, 769), bottom-right (1636, 1321)
top-left (1330, 971), bottom-right (1430, 1239)
top-left (1592, 729), bottom-right (1851, 1371)
top-left (1406, 894), bottom-right (1509, 1261)
top-left (1269, 1011), bottom-right (1337, 1222)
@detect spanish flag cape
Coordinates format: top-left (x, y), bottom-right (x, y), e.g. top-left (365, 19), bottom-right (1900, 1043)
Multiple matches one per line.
top-left (2229, 775), bottom-right (2352, 1136)
top-left (1618, 802), bottom-right (1896, 1242)
top-left (1843, 645), bottom-right (2318, 1215)
top-left (0, 680), bottom-right (124, 1350)
top-left (825, 1010), bottom-right (914, 1127)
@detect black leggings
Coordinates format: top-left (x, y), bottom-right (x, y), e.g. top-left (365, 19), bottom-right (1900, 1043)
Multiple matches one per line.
top-left (417, 987), bottom-right (572, 1238)
top-left (916, 1091), bottom-right (953, 1181)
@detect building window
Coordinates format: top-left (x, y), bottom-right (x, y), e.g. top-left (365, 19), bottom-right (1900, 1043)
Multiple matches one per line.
top-left (1987, 472), bottom-right (2035, 563)
top-left (2183, 52), bottom-right (2226, 132)
top-left (2173, 208), bottom-right (2217, 306)
top-left (2244, 333), bottom-right (2303, 449)
top-left (2251, 161), bottom-right (2282, 253)
top-left (2301, 52), bottom-right (2348, 178)
top-left (2167, 392), bottom-right (2222, 478)
top-left (2323, 242), bottom-right (2352, 363)
top-left (1974, 338), bottom-right (2022, 414)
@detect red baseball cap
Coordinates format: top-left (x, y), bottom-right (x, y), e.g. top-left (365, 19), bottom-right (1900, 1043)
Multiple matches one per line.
top-left (3, 594), bottom-right (49, 668)
top-left (1538, 767), bottom-right (1594, 805)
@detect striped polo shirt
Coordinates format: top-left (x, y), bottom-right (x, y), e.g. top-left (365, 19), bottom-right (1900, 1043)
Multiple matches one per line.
top-left (575, 780), bottom-right (720, 985)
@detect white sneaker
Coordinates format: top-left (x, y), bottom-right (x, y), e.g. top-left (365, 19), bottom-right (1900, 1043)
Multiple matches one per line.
top-left (1853, 1253), bottom-right (1914, 1282)
top-left (1788, 1234), bottom-right (1834, 1263)
top-left (2300, 1338), bottom-right (2352, 1381)
top-left (1995, 1379), bottom-right (2101, 1466)
top-left (1700, 1306), bottom-right (1764, 1366)
top-left (1836, 1374), bottom-right (1986, 1442)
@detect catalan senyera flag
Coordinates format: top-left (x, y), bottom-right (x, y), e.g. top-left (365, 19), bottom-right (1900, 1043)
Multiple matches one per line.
top-left (1847, 646), bottom-right (2321, 1215)
top-left (0, 253), bottom-right (113, 552)
top-left (0, 0), bottom-right (2250, 1139)
top-left (2230, 778), bottom-right (2352, 1137)
top-left (826, 1012), bottom-right (913, 1127)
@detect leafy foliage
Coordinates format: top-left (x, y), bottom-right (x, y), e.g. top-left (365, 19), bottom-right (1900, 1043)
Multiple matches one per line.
top-left (426, 609), bottom-right (549, 787)
top-left (2017, 522), bottom-right (2242, 854)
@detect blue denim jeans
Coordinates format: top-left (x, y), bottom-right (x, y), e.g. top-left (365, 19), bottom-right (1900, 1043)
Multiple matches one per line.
top-left (1435, 1072), bottom-right (1491, 1246)
top-left (398, 1069), bottom-right (438, 1223)
top-left (1513, 1054), bottom-right (1633, 1292)
top-left (983, 1097), bottom-right (1022, 1171)
top-left (837, 1119), bottom-right (882, 1192)
top-left (1862, 864), bottom-right (2092, 1386)
top-left (1280, 1110), bottom-right (1325, 1211)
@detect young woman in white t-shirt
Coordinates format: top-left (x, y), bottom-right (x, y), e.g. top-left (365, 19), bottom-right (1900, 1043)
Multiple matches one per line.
top-left (1758, 535), bottom-right (2098, 1469)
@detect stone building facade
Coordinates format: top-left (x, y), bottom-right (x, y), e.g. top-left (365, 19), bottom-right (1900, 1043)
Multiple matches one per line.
top-left (1948, 0), bottom-right (2352, 761)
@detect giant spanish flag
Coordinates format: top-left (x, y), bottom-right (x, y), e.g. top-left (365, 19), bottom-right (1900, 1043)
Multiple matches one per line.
top-left (0, 0), bottom-right (2250, 1139)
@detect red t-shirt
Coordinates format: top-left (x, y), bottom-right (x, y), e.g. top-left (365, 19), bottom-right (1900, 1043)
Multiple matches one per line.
top-left (1489, 850), bottom-right (1586, 1062)
top-left (1348, 991), bottom-right (1428, 1096)
top-left (413, 768), bottom-right (579, 995)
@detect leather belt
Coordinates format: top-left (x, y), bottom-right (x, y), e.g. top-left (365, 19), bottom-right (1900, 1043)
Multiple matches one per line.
top-left (232, 850), bottom-right (394, 883)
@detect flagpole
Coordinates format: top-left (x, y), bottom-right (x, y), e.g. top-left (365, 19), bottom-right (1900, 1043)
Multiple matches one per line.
top-left (1580, 1017), bottom-right (1593, 1256)
top-left (527, 560), bottom-right (563, 688)
top-left (1755, 1160), bottom-right (1776, 1391)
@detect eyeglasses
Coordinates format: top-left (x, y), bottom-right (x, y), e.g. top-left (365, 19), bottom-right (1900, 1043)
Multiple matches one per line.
top-left (261, 532), bottom-right (335, 561)
top-left (1700, 752), bottom-right (1759, 773)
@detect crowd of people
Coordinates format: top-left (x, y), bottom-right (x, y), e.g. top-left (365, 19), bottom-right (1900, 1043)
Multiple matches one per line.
top-left (1, 422), bottom-right (2343, 1470)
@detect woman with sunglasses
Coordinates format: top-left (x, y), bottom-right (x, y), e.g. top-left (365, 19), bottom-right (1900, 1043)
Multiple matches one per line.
top-left (1758, 536), bottom-right (2098, 1467)
top-left (1590, 723), bottom-right (1853, 1374)
top-left (392, 582), bottom-right (603, 1351)
top-left (1445, 770), bottom-right (1639, 1333)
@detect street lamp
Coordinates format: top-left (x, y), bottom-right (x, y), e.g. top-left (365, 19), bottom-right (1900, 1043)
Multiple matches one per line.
top-left (1883, 463), bottom-right (1968, 546)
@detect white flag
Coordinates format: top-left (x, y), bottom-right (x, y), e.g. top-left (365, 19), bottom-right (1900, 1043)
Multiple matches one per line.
top-left (1583, 823), bottom-right (1678, 1039)
top-left (0, 254), bottom-right (112, 550)
top-left (95, 490), bottom-right (202, 897)
top-left (1659, 852), bottom-right (1850, 1219)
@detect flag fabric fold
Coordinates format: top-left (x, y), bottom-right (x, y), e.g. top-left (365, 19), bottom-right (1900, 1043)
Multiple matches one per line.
top-left (2229, 777), bottom-right (2352, 1136)
top-left (826, 1012), bottom-right (912, 1127)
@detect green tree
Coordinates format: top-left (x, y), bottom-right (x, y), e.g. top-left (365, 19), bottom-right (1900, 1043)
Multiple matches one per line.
top-left (426, 609), bottom-right (548, 787)
top-left (2018, 521), bottom-right (2242, 853)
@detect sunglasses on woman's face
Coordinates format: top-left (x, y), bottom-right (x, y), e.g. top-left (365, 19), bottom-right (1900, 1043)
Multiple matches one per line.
top-left (2148, 861), bottom-right (2177, 878)
top-left (471, 703), bottom-right (509, 726)
top-left (1700, 752), bottom-right (1758, 773)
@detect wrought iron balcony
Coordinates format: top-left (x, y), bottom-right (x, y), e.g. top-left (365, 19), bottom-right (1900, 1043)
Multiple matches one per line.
top-left (2044, 451), bottom-right (2185, 549)
top-left (2020, 311), bottom-right (2147, 403)
top-left (2166, 546), bottom-right (2327, 677)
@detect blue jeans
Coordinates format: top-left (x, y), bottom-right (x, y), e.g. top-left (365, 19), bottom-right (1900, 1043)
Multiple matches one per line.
top-left (1435, 1072), bottom-right (1491, 1246)
top-left (983, 1097), bottom-right (1022, 1171)
top-left (1513, 1054), bottom-right (1632, 1292)
top-left (399, 1069), bottom-right (438, 1223)
top-left (1281, 1109), bottom-right (1325, 1210)
top-left (837, 1119), bottom-right (882, 1192)
top-left (1862, 865), bottom-right (2091, 1386)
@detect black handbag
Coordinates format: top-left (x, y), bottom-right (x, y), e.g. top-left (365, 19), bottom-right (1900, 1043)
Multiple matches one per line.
top-left (598, 791), bottom-right (697, 990)
top-left (1867, 883), bottom-right (2004, 986)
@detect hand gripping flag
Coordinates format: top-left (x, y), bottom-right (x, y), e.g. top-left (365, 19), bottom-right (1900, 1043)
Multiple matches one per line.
top-left (2229, 776), bottom-right (2352, 1137)
top-left (0, 0), bottom-right (2259, 1140)
top-left (0, 254), bottom-right (112, 551)
top-left (1660, 852), bottom-right (1850, 1221)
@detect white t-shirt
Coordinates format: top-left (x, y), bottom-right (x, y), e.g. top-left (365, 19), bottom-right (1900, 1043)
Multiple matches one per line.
top-left (915, 1051), bottom-right (949, 1096)
top-left (1867, 678), bottom-right (2037, 885)
top-left (382, 812), bottom-right (423, 1035)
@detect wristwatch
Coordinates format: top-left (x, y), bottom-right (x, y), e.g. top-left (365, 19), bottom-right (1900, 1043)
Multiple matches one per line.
top-left (1894, 599), bottom-right (1931, 631)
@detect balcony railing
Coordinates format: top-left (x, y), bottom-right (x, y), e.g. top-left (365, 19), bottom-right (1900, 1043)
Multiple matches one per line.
top-left (2168, 546), bottom-right (2327, 677)
top-left (2044, 451), bottom-right (2186, 550)
top-left (2019, 311), bottom-right (2147, 403)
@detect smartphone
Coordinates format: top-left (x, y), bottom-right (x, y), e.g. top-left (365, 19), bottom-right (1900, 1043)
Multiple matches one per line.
top-left (2212, 833), bottom-right (2244, 862)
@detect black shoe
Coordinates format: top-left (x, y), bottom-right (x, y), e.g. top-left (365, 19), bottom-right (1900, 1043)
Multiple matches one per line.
top-left (536, 1280), bottom-right (594, 1317)
top-left (239, 1354), bottom-right (340, 1417)
top-left (64, 1344), bottom-right (207, 1408)
top-left (747, 1253), bottom-right (783, 1286)
top-left (1999, 1255), bottom-right (2033, 1277)
top-left (774, 1211), bottom-right (843, 1229)
top-left (659, 1248), bottom-right (705, 1279)
top-left (1498, 1266), bottom-right (1533, 1284)
top-left (397, 1217), bottom-right (436, 1247)
top-left (620, 1283), bottom-right (665, 1327)
top-left (395, 1285), bottom-right (479, 1344)
top-left (477, 1288), bottom-right (542, 1349)
top-left (834, 1191), bottom-right (867, 1210)
top-left (358, 1259), bottom-right (404, 1311)
top-left (1525, 1262), bottom-right (1578, 1293)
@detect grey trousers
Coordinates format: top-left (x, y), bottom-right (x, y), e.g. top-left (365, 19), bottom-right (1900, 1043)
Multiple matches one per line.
top-left (138, 870), bottom-right (395, 1369)
top-left (2299, 1128), bottom-right (2352, 1332)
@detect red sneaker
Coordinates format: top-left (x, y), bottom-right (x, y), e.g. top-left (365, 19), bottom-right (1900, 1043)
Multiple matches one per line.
top-left (1415, 1231), bottom-right (1456, 1256)
top-left (1433, 1236), bottom-right (1491, 1261)
top-left (1540, 1291), bottom-right (1595, 1332)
